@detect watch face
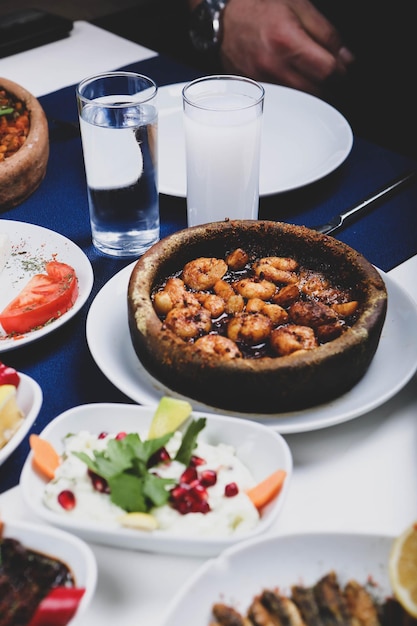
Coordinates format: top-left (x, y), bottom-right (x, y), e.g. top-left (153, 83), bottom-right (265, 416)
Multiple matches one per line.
top-left (189, 1), bottom-right (219, 52)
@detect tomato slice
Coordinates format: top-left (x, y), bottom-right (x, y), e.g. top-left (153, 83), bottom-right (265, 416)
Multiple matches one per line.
top-left (0, 261), bottom-right (79, 334)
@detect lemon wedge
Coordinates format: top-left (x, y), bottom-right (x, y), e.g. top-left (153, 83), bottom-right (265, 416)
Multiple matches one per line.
top-left (147, 397), bottom-right (192, 439)
top-left (118, 512), bottom-right (158, 531)
top-left (389, 522), bottom-right (417, 618)
top-left (0, 384), bottom-right (23, 449)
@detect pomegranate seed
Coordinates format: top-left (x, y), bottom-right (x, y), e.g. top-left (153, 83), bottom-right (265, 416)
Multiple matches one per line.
top-left (148, 447), bottom-right (171, 467)
top-left (190, 455), bottom-right (206, 467)
top-left (115, 431), bottom-right (127, 440)
top-left (176, 499), bottom-right (191, 515)
top-left (199, 469), bottom-right (217, 487)
top-left (189, 482), bottom-right (208, 500)
top-left (98, 432), bottom-right (108, 439)
top-left (57, 490), bottom-right (76, 510)
top-left (88, 469), bottom-right (110, 494)
top-left (197, 500), bottom-right (211, 514)
top-left (180, 466), bottom-right (198, 484)
top-left (224, 482), bottom-right (239, 498)
top-left (170, 485), bottom-right (188, 501)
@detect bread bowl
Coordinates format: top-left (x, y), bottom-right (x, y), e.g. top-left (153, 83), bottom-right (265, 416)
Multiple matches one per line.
top-left (0, 77), bottom-right (49, 209)
top-left (128, 220), bottom-right (387, 414)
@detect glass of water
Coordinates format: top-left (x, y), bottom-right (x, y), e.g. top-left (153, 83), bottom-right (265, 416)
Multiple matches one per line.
top-left (76, 72), bottom-right (159, 257)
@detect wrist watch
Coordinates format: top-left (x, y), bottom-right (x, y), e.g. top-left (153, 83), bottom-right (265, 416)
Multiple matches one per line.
top-left (189, 0), bottom-right (229, 53)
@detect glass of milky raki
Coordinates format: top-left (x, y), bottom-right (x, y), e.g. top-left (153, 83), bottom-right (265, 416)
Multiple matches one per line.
top-left (76, 72), bottom-right (159, 257)
top-left (182, 75), bottom-right (265, 227)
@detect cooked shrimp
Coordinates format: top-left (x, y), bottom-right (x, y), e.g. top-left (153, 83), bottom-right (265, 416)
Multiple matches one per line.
top-left (316, 321), bottom-right (345, 343)
top-left (270, 324), bottom-right (318, 356)
top-left (213, 279), bottom-right (235, 301)
top-left (153, 290), bottom-right (174, 316)
top-left (246, 297), bottom-right (265, 313)
top-left (332, 301), bottom-right (359, 317)
top-left (182, 257), bottom-right (227, 291)
top-left (298, 269), bottom-right (348, 304)
top-left (289, 300), bottom-right (338, 328)
top-left (261, 303), bottom-right (289, 325)
top-left (272, 284), bottom-right (300, 307)
top-left (253, 256), bottom-right (299, 284)
top-left (164, 305), bottom-right (212, 340)
top-left (224, 294), bottom-right (245, 314)
top-left (201, 294), bottom-right (226, 318)
top-left (233, 278), bottom-right (276, 301)
top-left (194, 334), bottom-right (242, 359)
top-left (227, 312), bottom-right (273, 345)
top-left (164, 277), bottom-right (200, 308)
top-left (226, 248), bottom-right (249, 271)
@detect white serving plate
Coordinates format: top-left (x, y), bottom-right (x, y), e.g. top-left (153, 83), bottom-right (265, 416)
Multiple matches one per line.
top-left (86, 264), bottom-right (417, 433)
top-left (0, 372), bottom-right (43, 466)
top-left (0, 518), bottom-right (97, 622)
top-left (161, 531), bottom-right (395, 625)
top-left (158, 82), bottom-right (353, 197)
top-left (0, 220), bottom-right (94, 352)
top-left (19, 403), bottom-right (293, 557)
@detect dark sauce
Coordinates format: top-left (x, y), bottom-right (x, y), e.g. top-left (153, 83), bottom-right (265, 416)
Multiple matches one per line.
top-left (0, 537), bottom-right (75, 626)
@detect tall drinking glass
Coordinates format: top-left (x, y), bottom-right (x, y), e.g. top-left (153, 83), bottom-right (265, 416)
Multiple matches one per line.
top-left (182, 75), bottom-right (265, 227)
top-left (76, 72), bottom-right (159, 257)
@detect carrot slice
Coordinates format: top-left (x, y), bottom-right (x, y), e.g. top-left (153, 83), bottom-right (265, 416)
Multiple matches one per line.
top-left (29, 434), bottom-right (60, 480)
top-left (246, 469), bottom-right (287, 511)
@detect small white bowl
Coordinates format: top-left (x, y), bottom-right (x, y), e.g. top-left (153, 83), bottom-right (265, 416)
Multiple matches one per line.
top-left (0, 518), bottom-right (97, 622)
top-left (20, 403), bottom-right (293, 557)
top-left (0, 372), bottom-right (43, 466)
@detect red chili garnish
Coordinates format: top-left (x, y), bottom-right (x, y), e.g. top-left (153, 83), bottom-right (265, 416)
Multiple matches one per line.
top-left (0, 361), bottom-right (20, 387)
top-left (27, 587), bottom-right (85, 626)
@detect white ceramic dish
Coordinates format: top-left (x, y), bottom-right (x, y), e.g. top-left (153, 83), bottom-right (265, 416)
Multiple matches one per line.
top-left (0, 220), bottom-right (94, 352)
top-left (0, 517), bottom-right (97, 622)
top-left (86, 264), bottom-right (417, 433)
top-left (158, 82), bottom-right (353, 197)
top-left (19, 403), bottom-right (293, 557)
top-left (161, 531), bottom-right (395, 625)
top-left (0, 372), bottom-right (43, 466)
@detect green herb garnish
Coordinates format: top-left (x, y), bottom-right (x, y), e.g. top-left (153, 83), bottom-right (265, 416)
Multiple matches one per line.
top-left (175, 417), bottom-right (206, 465)
top-left (73, 418), bottom-right (206, 513)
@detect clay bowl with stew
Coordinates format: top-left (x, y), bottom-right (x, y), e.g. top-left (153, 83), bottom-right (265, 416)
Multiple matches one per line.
top-left (0, 77), bottom-right (49, 210)
top-left (128, 220), bottom-right (387, 414)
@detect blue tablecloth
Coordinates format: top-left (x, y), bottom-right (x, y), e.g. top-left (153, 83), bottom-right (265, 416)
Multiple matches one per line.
top-left (1, 53), bottom-right (416, 493)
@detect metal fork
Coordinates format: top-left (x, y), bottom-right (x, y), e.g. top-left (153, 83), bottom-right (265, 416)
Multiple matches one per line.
top-left (311, 170), bottom-right (417, 235)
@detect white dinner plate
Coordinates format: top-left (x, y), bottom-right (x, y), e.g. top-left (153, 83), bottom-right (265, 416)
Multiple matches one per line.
top-left (19, 403), bottom-right (292, 557)
top-left (86, 263), bottom-right (417, 434)
top-left (0, 372), bottom-right (43, 466)
top-left (158, 82), bottom-right (353, 197)
top-left (0, 220), bottom-right (94, 352)
top-left (160, 532), bottom-right (394, 625)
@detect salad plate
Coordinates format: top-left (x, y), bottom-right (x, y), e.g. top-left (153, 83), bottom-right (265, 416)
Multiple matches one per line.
top-left (0, 371), bottom-right (43, 466)
top-left (0, 220), bottom-right (94, 352)
top-left (19, 402), bottom-right (293, 557)
top-left (86, 263), bottom-right (417, 434)
top-left (158, 82), bottom-right (353, 197)
top-left (160, 531), bottom-right (395, 625)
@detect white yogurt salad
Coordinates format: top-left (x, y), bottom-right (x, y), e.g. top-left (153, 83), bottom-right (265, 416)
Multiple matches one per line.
top-left (42, 417), bottom-right (261, 537)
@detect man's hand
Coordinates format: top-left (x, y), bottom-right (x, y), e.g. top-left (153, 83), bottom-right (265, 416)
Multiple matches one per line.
top-left (219, 0), bottom-right (354, 95)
